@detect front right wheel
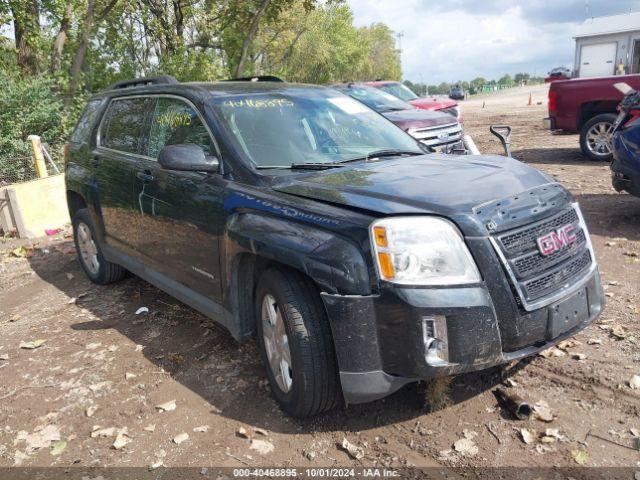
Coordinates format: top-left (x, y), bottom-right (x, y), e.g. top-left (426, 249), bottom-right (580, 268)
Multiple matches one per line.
top-left (255, 268), bottom-right (340, 417)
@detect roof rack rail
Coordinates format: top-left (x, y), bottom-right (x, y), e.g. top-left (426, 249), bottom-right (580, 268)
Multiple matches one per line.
top-left (225, 75), bottom-right (284, 82)
top-left (106, 75), bottom-right (179, 91)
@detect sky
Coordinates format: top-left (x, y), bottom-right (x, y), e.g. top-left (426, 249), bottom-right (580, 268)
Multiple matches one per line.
top-left (348, 0), bottom-right (640, 84)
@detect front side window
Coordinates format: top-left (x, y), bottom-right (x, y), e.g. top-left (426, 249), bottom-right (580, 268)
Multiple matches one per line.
top-left (378, 83), bottom-right (419, 102)
top-left (100, 97), bottom-right (152, 154)
top-left (147, 97), bottom-right (214, 159)
top-left (210, 89), bottom-right (421, 168)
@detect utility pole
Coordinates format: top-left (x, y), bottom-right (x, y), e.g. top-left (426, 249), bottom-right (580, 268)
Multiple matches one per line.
top-left (396, 31), bottom-right (404, 53)
top-left (396, 31), bottom-right (404, 73)
top-left (585, 0), bottom-right (589, 17)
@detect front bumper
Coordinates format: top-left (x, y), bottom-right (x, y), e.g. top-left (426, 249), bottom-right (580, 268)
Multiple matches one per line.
top-left (611, 163), bottom-right (640, 197)
top-left (321, 270), bottom-right (603, 404)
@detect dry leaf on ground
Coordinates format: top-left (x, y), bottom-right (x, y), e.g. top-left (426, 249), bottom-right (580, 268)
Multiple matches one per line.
top-left (571, 449), bottom-right (589, 465)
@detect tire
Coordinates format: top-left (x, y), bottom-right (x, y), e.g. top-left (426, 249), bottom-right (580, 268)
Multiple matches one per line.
top-left (255, 268), bottom-right (340, 417)
top-left (72, 208), bottom-right (126, 285)
top-left (579, 113), bottom-right (618, 161)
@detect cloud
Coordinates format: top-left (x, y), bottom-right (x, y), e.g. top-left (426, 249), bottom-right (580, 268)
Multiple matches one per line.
top-left (348, 0), bottom-right (640, 83)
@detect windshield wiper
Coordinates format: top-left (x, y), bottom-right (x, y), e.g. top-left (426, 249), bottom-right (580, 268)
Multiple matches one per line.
top-left (255, 150), bottom-right (421, 171)
top-left (289, 163), bottom-right (347, 170)
top-left (341, 149), bottom-right (422, 163)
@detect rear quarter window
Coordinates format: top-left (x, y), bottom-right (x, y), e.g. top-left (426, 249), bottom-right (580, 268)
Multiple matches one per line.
top-left (70, 98), bottom-right (105, 144)
top-left (100, 97), bottom-right (153, 154)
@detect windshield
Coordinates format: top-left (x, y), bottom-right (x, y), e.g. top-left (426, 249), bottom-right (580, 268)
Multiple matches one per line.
top-left (210, 89), bottom-right (422, 168)
top-left (377, 82), bottom-right (419, 102)
top-left (338, 85), bottom-right (413, 112)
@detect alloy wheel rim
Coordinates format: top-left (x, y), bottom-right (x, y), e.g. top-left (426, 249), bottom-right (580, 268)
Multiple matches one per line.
top-left (586, 122), bottom-right (613, 157)
top-left (77, 222), bottom-right (100, 275)
top-left (261, 294), bottom-right (293, 393)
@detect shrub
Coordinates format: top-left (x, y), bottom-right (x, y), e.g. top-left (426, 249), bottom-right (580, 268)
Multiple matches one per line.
top-left (0, 75), bottom-right (70, 159)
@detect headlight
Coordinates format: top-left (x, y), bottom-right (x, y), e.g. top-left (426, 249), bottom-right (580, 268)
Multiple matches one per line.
top-left (370, 217), bottom-right (481, 285)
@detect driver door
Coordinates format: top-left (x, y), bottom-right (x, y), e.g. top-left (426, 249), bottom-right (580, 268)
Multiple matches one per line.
top-left (131, 96), bottom-right (225, 301)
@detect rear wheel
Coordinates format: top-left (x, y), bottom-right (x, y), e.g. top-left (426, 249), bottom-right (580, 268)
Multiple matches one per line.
top-left (579, 113), bottom-right (617, 161)
top-left (72, 209), bottom-right (126, 284)
top-left (255, 268), bottom-right (340, 417)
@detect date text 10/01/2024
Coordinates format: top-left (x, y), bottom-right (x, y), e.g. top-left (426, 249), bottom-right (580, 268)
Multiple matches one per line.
top-left (232, 468), bottom-right (400, 478)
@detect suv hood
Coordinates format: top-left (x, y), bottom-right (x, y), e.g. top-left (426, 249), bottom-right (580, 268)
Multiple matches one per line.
top-left (382, 108), bottom-right (457, 130)
top-left (273, 154), bottom-right (557, 234)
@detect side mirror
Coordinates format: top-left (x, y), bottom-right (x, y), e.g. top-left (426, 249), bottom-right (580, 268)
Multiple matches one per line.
top-left (158, 144), bottom-right (219, 173)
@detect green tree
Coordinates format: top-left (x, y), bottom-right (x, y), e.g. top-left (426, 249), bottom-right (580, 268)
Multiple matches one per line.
top-left (498, 74), bottom-right (514, 86)
top-left (277, 3), bottom-right (368, 83)
top-left (0, 0), bottom-right (403, 155)
top-left (470, 76), bottom-right (488, 90)
top-left (220, 0), bottom-right (319, 78)
top-left (358, 23), bottom-right (401, 81)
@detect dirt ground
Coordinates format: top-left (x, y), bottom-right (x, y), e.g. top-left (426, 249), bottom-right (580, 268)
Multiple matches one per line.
top-left (0, 84), bottom-right (639, 472)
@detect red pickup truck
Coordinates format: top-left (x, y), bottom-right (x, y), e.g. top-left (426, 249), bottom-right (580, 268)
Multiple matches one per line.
top-left (546, 74), bottom-right (640, 160)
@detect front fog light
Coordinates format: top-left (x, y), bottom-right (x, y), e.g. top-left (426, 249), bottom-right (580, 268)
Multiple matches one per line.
top-left (423, 315), bottom-right (449, 364)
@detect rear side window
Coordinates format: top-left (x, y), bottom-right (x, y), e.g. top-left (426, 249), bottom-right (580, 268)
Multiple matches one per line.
top-left (70, 99), bottom-right (104, 144)
top-left (100, 97), bottom-right (152, 154)
top-left (147, 97), bottom-right (214, 159)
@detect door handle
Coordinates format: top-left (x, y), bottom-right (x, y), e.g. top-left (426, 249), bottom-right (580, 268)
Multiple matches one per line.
top-left (136, 171), bottom-right (154, 182)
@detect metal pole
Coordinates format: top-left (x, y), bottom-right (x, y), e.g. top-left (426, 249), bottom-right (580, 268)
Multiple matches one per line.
top-left (41, 144), bottom-right (60, 174)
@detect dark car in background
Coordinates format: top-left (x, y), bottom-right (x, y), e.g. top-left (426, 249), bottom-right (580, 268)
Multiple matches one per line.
top-left (65, 76), bottom-right (604, 418)
top-left (449, 86), bottom-right (465, 100)
top-left (334, 83), bottom-right (465, 152)
top-left (545, 67), bottom-right (571, 83)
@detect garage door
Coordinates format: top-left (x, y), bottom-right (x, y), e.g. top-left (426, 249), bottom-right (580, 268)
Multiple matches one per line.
top-left (580, 42), bottom-right (617, 77)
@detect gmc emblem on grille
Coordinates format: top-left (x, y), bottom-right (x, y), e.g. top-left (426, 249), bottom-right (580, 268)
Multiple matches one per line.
top-left (536, 224), bottom-right (577, 256)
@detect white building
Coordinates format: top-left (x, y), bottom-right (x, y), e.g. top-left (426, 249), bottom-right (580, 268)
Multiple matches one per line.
top-left (573, 11), bottom-right (640, 77)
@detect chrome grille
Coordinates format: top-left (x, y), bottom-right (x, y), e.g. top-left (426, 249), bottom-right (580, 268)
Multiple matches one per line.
top-left (490, 204), bottom-right (595, 310)
top-left (408, 123), bottom-right (463, 149)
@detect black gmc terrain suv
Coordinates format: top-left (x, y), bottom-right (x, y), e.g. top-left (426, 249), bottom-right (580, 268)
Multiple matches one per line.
top-left (65, 76), bottom-right (604, 417)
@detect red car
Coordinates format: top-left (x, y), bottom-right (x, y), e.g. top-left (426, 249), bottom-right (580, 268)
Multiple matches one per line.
top-left (365, 80), bottom-right (461, 121)
top-left (545, 74), bottom-right (640, 160)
